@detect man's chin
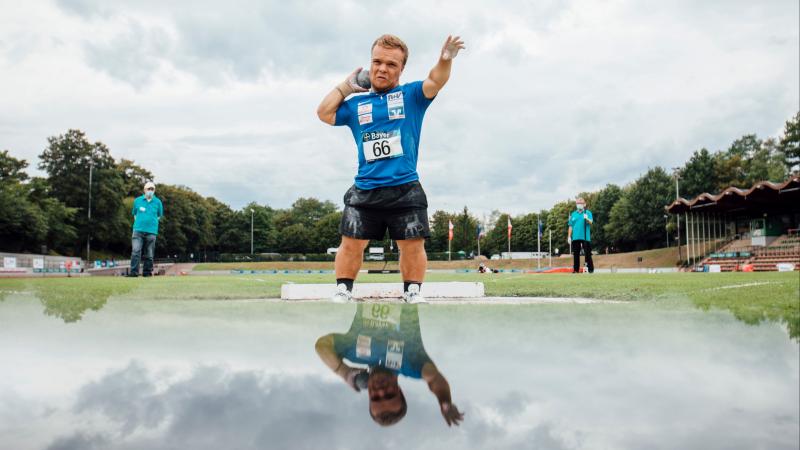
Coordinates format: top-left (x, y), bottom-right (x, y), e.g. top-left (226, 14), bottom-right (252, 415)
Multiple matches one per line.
top-left (372, 82), bottom-right (393, 92)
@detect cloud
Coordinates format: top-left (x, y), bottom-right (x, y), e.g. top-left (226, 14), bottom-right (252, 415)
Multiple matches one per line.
top-left (52, 360), bottom-right (577, 450)
top-left (1, 0), bottom-right (796, 214)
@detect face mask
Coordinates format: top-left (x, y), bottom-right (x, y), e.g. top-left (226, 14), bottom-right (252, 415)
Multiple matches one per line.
top-left (145, 191), bottom-right (154, 199)
top-left (576, 204), bottom-right (584, 211)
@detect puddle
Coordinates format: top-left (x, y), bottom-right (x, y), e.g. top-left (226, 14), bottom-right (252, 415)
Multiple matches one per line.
top-left (0, 297), bottom-right (797, 449)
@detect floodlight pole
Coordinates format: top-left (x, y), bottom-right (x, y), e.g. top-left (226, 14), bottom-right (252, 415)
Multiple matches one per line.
top-left (672, 168), bottom-right (682, 263)
top-left (86, 157), bottom-right (94, 262)
top-left (536, 214), bottom-right (541, 270)
top-left (250, 208), bottom-right (254, 255)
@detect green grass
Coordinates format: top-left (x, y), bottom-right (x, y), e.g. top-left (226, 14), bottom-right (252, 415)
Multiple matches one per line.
top-left (1, 272), bottom-right (797, 337)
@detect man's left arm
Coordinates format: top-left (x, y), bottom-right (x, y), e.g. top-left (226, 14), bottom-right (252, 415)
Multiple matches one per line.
top-left (422, 362), bottom-right (465, 426)
top-left (422, 35), bottom-right (466, 99)
top-left (584, 211), bottom-right (593, 225)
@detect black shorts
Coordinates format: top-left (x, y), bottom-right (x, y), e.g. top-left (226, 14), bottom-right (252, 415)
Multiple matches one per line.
top-left (339, 181), bottom-right (430, 241)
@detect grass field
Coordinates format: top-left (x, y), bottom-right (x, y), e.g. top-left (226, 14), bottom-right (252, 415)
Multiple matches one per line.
top-left (1, 271), bottom-right (797, 338)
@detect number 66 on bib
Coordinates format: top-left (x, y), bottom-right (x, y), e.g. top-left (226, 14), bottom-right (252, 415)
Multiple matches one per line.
top-left (362, 130), bottom-right (403, 162)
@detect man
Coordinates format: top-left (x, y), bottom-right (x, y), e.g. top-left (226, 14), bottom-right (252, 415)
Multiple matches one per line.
top-left (568, 197), bottom-right (594, 273)
top-left (315, 304), bottom-right (464, 427)
top-left (128, 181), bottom-right (163, 277)
top-left (317, 34), bottom-right (465, 304)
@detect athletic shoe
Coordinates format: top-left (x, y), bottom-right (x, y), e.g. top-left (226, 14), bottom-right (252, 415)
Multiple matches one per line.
top-left (402, 284), bottom-right (427, 304)
top-left (331, 283), bottom-right (353, 303)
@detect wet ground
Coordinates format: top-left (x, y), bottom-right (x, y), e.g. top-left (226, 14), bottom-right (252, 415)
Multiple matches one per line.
top-left (1, 295), bottom-right (798, 450)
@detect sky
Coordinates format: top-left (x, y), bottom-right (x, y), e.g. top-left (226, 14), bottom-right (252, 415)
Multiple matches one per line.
top-left (0, 0), bottom-right (797, 215)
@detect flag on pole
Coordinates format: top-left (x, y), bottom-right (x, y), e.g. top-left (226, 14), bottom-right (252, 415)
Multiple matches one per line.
top-left (448, 220), bottom-right (454, 241)
top-left (507, 217), bottom-right (513, 239)
top-left (476, 223), bottom-right (484, 239)
top-left (538, 219), bottom-right (543, 238)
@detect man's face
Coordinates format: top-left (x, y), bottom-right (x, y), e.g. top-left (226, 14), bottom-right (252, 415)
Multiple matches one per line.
top-left (367, 370), bottom-right (403, 417)
top-left (370, 45), bottom-right (404, 92)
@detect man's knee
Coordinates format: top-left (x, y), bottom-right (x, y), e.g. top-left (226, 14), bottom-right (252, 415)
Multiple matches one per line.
top-left (398, 239), bottom-right (426, 256)
top-left (339, 237), bottom-right (369, 254)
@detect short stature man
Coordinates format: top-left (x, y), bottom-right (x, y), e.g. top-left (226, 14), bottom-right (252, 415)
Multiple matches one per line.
top-left (568, 197), bottom-right (594, 273)
top-left (317, 34), bottom-right (465, 303)
top-left (129, 181), bottom-right (163, 277)
top-left (315, 304), bottom-right (464, 427)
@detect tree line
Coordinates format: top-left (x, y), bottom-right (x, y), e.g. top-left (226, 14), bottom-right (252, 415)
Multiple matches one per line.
top-left (1, 113), bottom-right (797, 259)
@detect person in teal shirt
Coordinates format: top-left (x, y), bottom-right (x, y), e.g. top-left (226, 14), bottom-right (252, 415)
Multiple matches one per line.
top-left (128, 181), bottom-right (163, 277)
top-left (568, 197), bottom-right (594, 273)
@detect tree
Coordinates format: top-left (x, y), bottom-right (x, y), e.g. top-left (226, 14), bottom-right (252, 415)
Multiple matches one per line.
top-left (605, 167), bottom-right (673, 250)
top-left (0, 150), bottom-right (29, 183)
top-left (680, 148), bottom-right (718, 198)
top-left (748, 138), bottom-right (788, 184)
top-left (27, 178), bottom-right (78, 253)
top-left (483, 213), bottom-right (512, 256)
top-left (117, 159), bottom-right (154, 198)
top-left (313, 211), bottom-right (343, 252)
top-left (155, 185), bottom-right (215, 257)
top-left (207, 197), bottom-right (248, 253)
top-left (453, 206), bottom-right (479, 254)
top-left (428, 210), bottom-right (455, 253)
top-left (778, 111), bottom-right (799, 173)
top-left (590, 184), bottom-right (623, 251)
top-left (38, 130), bottom-right (128, 255)
top-left (0, 152), bottom-right (76, 254)
top-left (277, 223), bottom-right (312, 253)
top-left (289, 197), bottom-right (337, 228)
top-left (546, 201), bottom-right (573, 255)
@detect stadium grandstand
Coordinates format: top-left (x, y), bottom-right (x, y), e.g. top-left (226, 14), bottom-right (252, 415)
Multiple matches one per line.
top-left (666, 176), bottom-right (800, 272)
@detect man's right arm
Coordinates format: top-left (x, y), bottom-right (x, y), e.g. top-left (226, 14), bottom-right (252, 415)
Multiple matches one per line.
top-left (316, 68), bottom-right (367, 125)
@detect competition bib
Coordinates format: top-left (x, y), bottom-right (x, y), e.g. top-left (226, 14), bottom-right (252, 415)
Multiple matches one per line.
top-left (362, 304), bottom-right (402, 329)
top-left (362, 130), bottom-right (403, 162)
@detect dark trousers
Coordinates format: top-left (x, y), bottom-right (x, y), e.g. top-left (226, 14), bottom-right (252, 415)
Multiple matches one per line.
top-left (131, 231), bottom-right (157, 276)
top-left (571, 239), bottom-right (594, 273)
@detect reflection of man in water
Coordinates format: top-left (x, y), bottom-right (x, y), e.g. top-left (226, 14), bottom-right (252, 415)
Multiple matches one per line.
top-left (315, 304), bottom-right (464, 427)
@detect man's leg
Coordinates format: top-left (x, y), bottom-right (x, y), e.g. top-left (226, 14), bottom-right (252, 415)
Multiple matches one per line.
top-left (129, 232), bottom-right (143, 276)
top-left (583, 241), bottom-right (594, 273)
top-left (142, 233), bottom-right (156, 276)
top-left (572, 239), bottom-right (581, 273)
top-left (335, 235), bottom-right (369, 281)
top-left (396, 238), bottom-right (427, 282)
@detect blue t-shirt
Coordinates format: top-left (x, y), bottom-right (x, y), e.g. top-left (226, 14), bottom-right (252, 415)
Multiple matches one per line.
top-left (334, 304), bottom-right (431, 379)
top-left (335, 81), bottom-right (434, 189)
top-left (132, 195), bottom-right (163, 235)
top-left (569, 210), bottom-right (592, 241)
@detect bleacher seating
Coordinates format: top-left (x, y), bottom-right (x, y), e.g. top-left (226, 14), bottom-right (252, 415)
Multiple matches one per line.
top-left (701, 234), bottom-right (799, 272)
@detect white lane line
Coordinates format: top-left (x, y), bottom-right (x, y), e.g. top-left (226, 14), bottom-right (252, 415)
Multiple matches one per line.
top-left (702, 281), bottom-right (780, 291)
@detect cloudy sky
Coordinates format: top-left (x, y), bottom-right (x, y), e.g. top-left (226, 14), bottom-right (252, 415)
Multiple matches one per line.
top-left (1, 0), bottom-right (797, 214)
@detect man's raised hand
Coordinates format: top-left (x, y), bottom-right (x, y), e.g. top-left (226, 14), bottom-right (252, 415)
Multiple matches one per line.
top-left (441, 35), bottom-right (465, 61)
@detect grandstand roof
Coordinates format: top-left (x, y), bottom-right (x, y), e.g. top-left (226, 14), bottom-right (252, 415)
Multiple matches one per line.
top-left (666, 176), bottom-right (800, 215)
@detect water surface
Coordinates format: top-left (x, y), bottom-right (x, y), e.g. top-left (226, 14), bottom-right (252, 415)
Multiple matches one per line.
top-left (1, 294), bottom-right (797, 450)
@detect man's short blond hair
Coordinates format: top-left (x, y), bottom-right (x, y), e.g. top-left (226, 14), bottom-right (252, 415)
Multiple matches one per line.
top-left (371, 34), bottom-right (409, 67)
